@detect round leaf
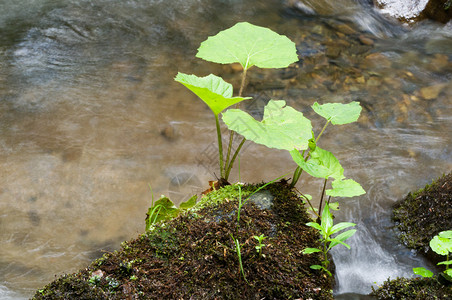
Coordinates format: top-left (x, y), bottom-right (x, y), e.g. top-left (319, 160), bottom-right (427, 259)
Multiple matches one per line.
top-left (312, 101), bottom-right (362, 125)
top-left (223, 100), bottom-right (312, 151)
top-left (196, 22), bottom-right (298, 70)
top-left (430, 235), bottom-right (452, 255)
top-left (175, 72), bottom-right (250, 115)
top-left (290, 147), bottom-right (344, 179)
top-left (326, 179), bottom-right (366, 198)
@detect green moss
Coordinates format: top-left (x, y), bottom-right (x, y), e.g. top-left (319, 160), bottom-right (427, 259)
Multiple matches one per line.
top-left (370, 276), bottom-right (452, 300)
top-left (32, 181), bottom-right (334, 299)
top-left (192, 183), bottom-right (253, 211)
top-left (393, 172), bottom-right (452, 254)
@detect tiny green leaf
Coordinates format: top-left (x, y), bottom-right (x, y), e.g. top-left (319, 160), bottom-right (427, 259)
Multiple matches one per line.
top-left (223, 100), bottom-right (312, 151)
top-left (413, 267), bottom-right (433, 278)
top-left (445, 269), bottom-right (452, 277)
top-left (329, 202), bottom-right (340, 210)
top-left (179, 194), bottom-right (197, 210)
top-left (302, 248), bottom-right (321, 254)
top-left (291, 147), bottom-right (344, 180)
top-left (310, 265), bottom-right (323, 270)
top-left (320, 204), bottom-right (333, 234)
top-left (438, 261), bottom-right (452, 266)
top-left (326, 179), bottom-right (366, 198)
top-left (196, 22), bottom-right (298, 70)
top-left (175, 72), bottom-right (250, 115)
top-left (306, 222), bottom-right (323, 232)
top-left (312, 101), bottom-right (362, 125)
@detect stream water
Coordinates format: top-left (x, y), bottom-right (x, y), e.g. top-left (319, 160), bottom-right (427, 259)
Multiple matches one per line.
top-left (0, 0), bottom-right (451, 298)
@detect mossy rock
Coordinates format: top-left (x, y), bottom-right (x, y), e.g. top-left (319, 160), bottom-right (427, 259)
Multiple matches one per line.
top-left (392, 172), bottom-right (452, 260)
top-left (371, 172), bottom-right (452, 299)
top-left (370, 276), bottom-right (452, 300)
top-left (33, 181), bottom-right (334, 299)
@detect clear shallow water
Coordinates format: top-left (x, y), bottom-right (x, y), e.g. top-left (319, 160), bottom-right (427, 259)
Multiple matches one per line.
top-left (0, 0), bottom-right (451, 298)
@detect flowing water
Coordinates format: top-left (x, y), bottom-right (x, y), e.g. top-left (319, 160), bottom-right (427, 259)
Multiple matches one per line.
top-left (0, 0), bottom-right (451, 298)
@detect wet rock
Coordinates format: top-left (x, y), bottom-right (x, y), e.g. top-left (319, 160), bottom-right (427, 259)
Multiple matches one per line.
top-left (426, 54), bottom-right (451, 73)
top-left (336, 23), bottom-right (358, 35)
top-left (419, 0), bottom-right (452, 23)
top-left (419, 83), bottom-right (447, 100)
top-left (286, 0), bottom-right (361, 16)
top-left (358, 35), bottom-right (374, 46)
top-left (160, 124), bottom-right (177, 141)
top-left (374, 0), bottom-right (452, 24)
top-left (361, 53), bottom-right (392, 69)
top-left (325, 45), bottom-right (342, 58)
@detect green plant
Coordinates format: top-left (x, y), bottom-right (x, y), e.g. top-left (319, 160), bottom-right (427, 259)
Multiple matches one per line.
top-left (89, 274), bottom-right (101, 285)
top-left (145, 187), bottom-right (197, 231)
top-left (175, 22), bottom-right (298, 180)
top-left (254, 234), bottom-right (267, 257)
top-left (302, 203), bottom-right (356, 276)
top-left (224, 100), bottom-right (365, 217)
top-left (231, 234), bottom-right (247, 282)
top-left (413, 230), bottom-right (452, 281)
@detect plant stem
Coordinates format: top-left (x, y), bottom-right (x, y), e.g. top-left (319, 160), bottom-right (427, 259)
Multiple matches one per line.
top-left (297, 189), bottom-right (320, 219)
top-left (225, 137), bottom-right (246, 180)
top-left (316, 120), bottom-right (331, 143)
top-left (238, 68), bottom-right (248, 98)
top-left (290, 166), bottom-right (302, 188)
top-left (224, 67), bottom-right (248, 180)
top-left (318, 178), bottom-right (328, 216)
top-left (215, 114), bottom-right (225, 178)
top-left (290, 150), bottom-right (307, 188)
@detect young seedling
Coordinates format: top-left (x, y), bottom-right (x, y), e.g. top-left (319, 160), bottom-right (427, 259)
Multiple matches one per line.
top-left (145, 191), bottom-right (196, 231)
top-left (413, 230), bottom-right (452, 281)
top-left (175, 22), bottom-right (298, 180)
top-left (302, 203), bottom-right (357, 276)
top-left (254, 234), bottom-right (267, 257)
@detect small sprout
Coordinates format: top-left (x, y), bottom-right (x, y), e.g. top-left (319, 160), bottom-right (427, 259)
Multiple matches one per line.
top-left (413, 230), bottom-right (452, 281)
top-left (303, 204), bottom-right (356, 277)
top-left (254, 234), bottom-right (267, 257)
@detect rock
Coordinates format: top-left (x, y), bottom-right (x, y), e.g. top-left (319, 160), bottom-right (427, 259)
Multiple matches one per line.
top-left (419, 0), bottom-right (452, 23)
top-left (31, 182), bottom-right (335, 299)
top-left (361, 53), bottom-right (392, 69)
top-left (336, 24), bottom-right (358, 35)
top-left (358, 35), bottom-right (374, 46)
top-left (374, 0), bottom-right (452, 24)
top-left (419, 83), bottom-right (447, 100)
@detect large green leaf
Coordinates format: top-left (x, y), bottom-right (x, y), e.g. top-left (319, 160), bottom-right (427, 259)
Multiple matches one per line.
top-left (223, 100), bottom-right (312, 151)
top-left (312, 101), bottom-right (362, 125)
top-left (196, 22), bottom-right (298, 70)
top-left (326, 179), bottom-right (366, 198)
top-left (290, 147), bottom-right (344, 179)
top-left (175, 72), bottom-right (250, 115)
top-left (430, 235), bottom-right (452, 255)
